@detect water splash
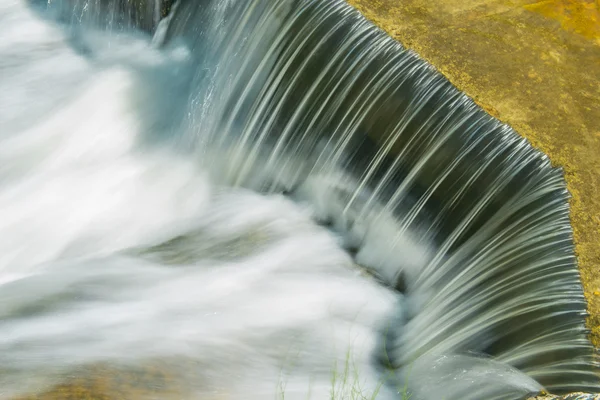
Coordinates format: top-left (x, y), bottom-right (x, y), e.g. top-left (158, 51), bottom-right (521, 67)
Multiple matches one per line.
top-left (0, 2), bottom-right (393, 399)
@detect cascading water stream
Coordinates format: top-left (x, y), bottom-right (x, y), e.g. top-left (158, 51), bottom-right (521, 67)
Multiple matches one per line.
top-left (0, 0), bottom-right (598, 399)
top-left (162, 0), bottom-right (600, 394)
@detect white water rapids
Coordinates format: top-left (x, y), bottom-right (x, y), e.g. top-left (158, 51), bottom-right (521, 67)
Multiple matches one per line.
top-left (0, 2), bottom-right (402, 398)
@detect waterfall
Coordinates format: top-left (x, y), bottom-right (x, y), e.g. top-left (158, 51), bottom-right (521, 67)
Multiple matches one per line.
top-left (0, 0), bottom-right (598, 399)
top-left (29, 0), bottom-right (166, 31)
top-left (163, 0), bottom-right (600, 395)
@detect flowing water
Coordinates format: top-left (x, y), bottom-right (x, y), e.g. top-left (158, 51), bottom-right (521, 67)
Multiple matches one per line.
top-left (0, 0), bottom-right (598, 399)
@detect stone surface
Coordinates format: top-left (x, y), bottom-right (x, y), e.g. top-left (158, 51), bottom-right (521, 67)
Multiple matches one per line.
top-left (347, 0), bottom-right (600, 346)
top-left (13, 364), bottom-right (192, 400)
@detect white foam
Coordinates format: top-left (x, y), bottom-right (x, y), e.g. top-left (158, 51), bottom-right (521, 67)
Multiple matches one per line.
top-left (0, 3), bottom-right (397, 399)
top-left (292, 172), bottom-right (435, 287)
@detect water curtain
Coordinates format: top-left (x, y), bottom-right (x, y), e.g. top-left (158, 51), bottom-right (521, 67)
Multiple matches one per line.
top-left (162, 0), bottom-right (599, 395)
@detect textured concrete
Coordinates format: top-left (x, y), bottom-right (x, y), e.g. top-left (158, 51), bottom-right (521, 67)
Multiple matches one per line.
top-left (347, 0), bottom-right (600, 345)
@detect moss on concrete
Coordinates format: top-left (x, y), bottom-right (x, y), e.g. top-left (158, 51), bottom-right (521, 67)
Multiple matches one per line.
top-left (347, 0), bottom-right (600, 345)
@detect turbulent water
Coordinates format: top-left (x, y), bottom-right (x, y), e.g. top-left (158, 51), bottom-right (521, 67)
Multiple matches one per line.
top-left (0, 0), bottom-right (598, 399)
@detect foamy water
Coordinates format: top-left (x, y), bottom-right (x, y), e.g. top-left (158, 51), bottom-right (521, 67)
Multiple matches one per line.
top-left (0, 2), bottom-right (400, 398)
